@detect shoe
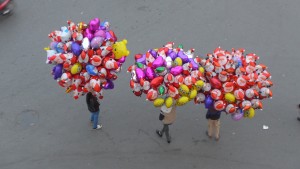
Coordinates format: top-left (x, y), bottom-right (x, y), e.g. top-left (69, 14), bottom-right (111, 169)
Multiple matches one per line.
top-left (167, 137), bottom-right (171, 143)
top-left (94, 124), bottom-right (102, 130)
top-left (156, 130), bottom-right (162, 137)
top-left (206, 131), bottom-right (212, 139)
top-left (297, 117), bottom-right (300, 121)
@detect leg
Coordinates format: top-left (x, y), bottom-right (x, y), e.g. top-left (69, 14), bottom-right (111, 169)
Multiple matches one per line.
top-left (214, 120), bottom-right (220, 140)
top-left (92, 111), bottom-right (99, 129)
top-left (161, 124), bottom-right (168, 136)
top-left (164, 124), bottom-right (171, 143)
top-left (207, 119), bottom-right (213, 138)
top-left (90, 112), bottom-right (94, 122)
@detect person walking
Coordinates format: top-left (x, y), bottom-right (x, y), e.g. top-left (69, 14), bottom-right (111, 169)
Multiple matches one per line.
top-left (206, 107), bottom-right (221, 141)
top-left (156, 105), bottom-right (176, 143)
top-left (86, 92), bottom-right (102, 130)
top-left (297, 104), bottom-right (300, 121)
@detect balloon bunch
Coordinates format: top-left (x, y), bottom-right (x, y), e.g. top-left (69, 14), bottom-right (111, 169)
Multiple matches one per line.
top-left (197, 47), bottom-right (273, 120)
top-left (128, 42), bottom-right (207, 110)
top-left (45, 18), bottom-right (130, 100)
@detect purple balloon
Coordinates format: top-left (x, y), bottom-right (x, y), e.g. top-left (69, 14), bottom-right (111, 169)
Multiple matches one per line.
top-left (84, 28), bottom-right (94, 41)
top-left (136, 54), bottom-right (146, 64)
top-left (231, 109), bottom-right (244, 121)
top-left (178, 50), bottom-right (189, 63)
top-left (103, 79), bottom-right (114, 90)
top-left (204, 95), bottom-right (214, 109)
top-left (149, 49), bottom-right (157, 58)
top-left (170, 66), bottom-right (183, 76)
top-left (136, 68), bottom-right (145, 82)
top-left (90, 37), bottom-right (104, 49)
top-left (152, 56), bottom-right (164, 69)
top-left (105, 31), bottom-right (116, 41)
top-left (89, 18), bottom-right (100, 31)
top-left (168, 50), bottom-right (177, 60)
top-left (189, 58), bottom-right (199, 70)
top-left (145, 67), bottom-right (155, 80)
top-left (94, 30), bottom-right (106, 38)
top-left (52, 64), bottom-right (63, 80)
top-left (116, 56), bottom-right (126, 63)
top-left (71, 42), bottom-right (82, 56)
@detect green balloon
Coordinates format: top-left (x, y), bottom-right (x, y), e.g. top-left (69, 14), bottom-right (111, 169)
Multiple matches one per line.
top-left (156, 67), bottom-right (165, 73)
top-left (136, 62), bottom-right (144, 68)
top-left (158, 86), bottom-right (165, 95)
top-left (178, 44), bottom-right (183, 49)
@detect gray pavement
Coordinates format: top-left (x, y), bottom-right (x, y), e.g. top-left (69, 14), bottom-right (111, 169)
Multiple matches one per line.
top-left (0, 0), bottom-right (300, 168)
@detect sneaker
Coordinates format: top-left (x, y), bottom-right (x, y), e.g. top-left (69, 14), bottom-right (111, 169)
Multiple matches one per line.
top-left (206, 131), bottom-right (212, 139)
top-left (297, 117), bottom-right (300, 121)
top-left (156, 130), bottom-right (162, 137)
top-left (94, 124), bottom-right (102, 130)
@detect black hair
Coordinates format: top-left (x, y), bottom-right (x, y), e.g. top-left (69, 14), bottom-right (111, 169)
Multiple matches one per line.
top-left (298, 104), bottom-right (300, 108)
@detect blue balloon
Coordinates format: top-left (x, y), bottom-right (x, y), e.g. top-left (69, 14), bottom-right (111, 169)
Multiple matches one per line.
top-left (55, 43), bottom-right (64, 53)
top-left (71, 42), bottom-right (82, 56)
top-left (86, 64), bottom-right (98, 76)
top-left (52, 64), bottom-right (63, 80)
top-left (205, 95), bottom-right (214, 109)
top-left (103, 79), bottom-right (114, 90)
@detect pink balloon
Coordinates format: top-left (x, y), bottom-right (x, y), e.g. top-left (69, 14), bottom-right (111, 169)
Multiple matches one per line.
top-left (84, 28), bottom-right (94, 41)
top-left (116, 56), bottom-right (126, 63)
top-left (210, 77), bottom-right (222, 89)
top-left (94, 30), bottom-right (106, 38)
top-left (136, 68), bottom-right (145, 81)
top-left (89, 18), bottom-right (100, 31)
top-left (146, 67), bottom-right (155, 80)
top-left (152, 56), bottom-right (164, 68)
top-left (170, 66), bottom-right (183, 76)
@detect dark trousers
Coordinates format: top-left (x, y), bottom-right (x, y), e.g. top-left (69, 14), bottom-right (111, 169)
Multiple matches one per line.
top-left (161, 124), bottom-right (170, 140)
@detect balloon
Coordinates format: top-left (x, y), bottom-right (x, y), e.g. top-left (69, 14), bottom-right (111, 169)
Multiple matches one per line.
top-left (165, 56), bottom-right (173, 69)
top-left (116, 56), bottom-right (126, 64)
top-left (94, 29), bottom-right (106, 38)
top-left (52, 64), bottom-right (63, 80)
top-left (149, 49), bottom-right (157, 58)
top-left (112, 39), bottom-right (130, 59)
top-left (146, 89), bottom-right (158, 101)
top-left (71, 63), bottom-right (82, 75)
top-left (55, 42), bottom-right (64, 53)
top-left (103, 80), bottom-right (114, 89)
top-left (225, 104), bottom-right (237, 114)
top-left (194, 93), bottom-right (205, 104)
top-left (174, 57), bottom-right (182, 66)
top-left (211, 89), bottom-right (222, 100)
top-left (91, 37), bottom-right (104, 49)
top-left (89, 18), bottom-right (100, 31)
top-left (165, 97), bottom-right (173, 108)
top-left (158, 85), bottom-right (166, 95)
top-left (177, 51), bottom-right (189, 63)
top-left (167, 85), bottom-right (179, 98)
top-left (150, 76), bottom-right (164, 89)
top-left (179, 84), bottom-right (190, 96)
top-left (164, 73), bottom-right (175, 84)
top-left (82, 37), bottom-right (90, 51)
top-left (223, 82), bottom-right (234, 93)
top-left (232, 109), bottom-right (244, 121)
top-left (135, 68), bottom-right (145, 82)
top-left (224, 93), bottom-right (236, 103)
top-left (205, 95), bottom-right (214, 109)
top-left (176, 96), bottom-right (189, 106)
top-left (234, 89), bottom-right (245, 100)
top-left (145, 67), bottom-right (155, 80)
top-left (244, 107), bottom-right (255, 118)
top-left (189, 89), bottom-right (197, 100)
top-left (168, 50), bottom-right (177, 60)
top-left (71, 42), bottom-right (82, 56)
top-left (203, 83), bottom-right (212, 92)
top-left (194, 80), bottom-right (204, 91)
top-left (100, 20), bottom-right (110, 30)
top-left (210, 77), bottom-right (222, 89)
top-left (214, 100), bottom-right (226, 111)
top-left (152, 56), bottom-right (164, 68)
top-left (86, 64), bottom-right (98, 76)
top-left (170, 66), bottom-right (183, 76)
top-left (199, 66), bottom-right (205, 73)
top-left (189, 58), bottom-right (199, 70)
top-left (153, 98), bottom-right (165, 107)
top-left (84, 28), bottom-right (94, 41)
top-left (135, 54), bottom-right (146, 64)
top-left (155, 67), bottom-right (166, 73)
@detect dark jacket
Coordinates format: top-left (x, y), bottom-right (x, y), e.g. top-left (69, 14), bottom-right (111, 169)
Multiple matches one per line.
top-left (206, 107), bottom-right (221, 120)
top-left (86, 92), bottom-right (100, 112)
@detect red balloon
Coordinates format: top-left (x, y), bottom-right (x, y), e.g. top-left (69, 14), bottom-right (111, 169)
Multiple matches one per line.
top-left (150, 76), bottom-right (164, 89)
top-left (210, 77), bottom-right (222, 89)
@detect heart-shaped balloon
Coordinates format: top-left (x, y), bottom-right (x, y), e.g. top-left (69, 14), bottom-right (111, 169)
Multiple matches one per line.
top-left (89, 18), bottom-right (100, 31)
top-left (152, 56), bottom-right (164, 69)
top-left (84, 28), bottom-right (94, 41)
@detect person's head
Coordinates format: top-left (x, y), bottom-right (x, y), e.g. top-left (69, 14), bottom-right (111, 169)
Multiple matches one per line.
top-left (298, 104), bottom-right (300, 109)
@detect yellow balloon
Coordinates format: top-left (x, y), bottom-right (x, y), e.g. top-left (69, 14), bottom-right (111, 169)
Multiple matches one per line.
top-left (165, 97), bottom-right (173, 108)
top-left (112, 39), bottom-right (130, 59)
top-left (199, 67), bottom-right (205, 73)
top-left (176, 96), bottom-right (189, 106)
top-left (189, 89), bottom-right (197, 100)
top-left (244, 107), bottom-right (255, 118)
top-left (179, 84), bottom-right (190, 96)
top-left (71, 63), bottom-right (82, 74)
top-left (225, 93), bottom-right (236, 103)
top-left (153, 98), bottom-right (165, 107)
top-left (194, 80), bottom-right (204, 91)
top-left (174, 57), bottom-right (182, 66)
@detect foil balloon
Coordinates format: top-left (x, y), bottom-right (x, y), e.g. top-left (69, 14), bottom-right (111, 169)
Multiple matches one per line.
top-left (52, 64), bottom-right (63, 80)
top-left (170, 66), bottom-right (183, 76)
top-left (71, 42), bottom-right (82, 56)
top-left (89, 18), bottom-right (100, 31)
top-left (152, 56), bottom-right (164, 69)
top-left (91, 37), bottom-right (104, 49)
top-left (153, 98), bottom-right (165, 107)
top-left (205, 95), bottom-right (214, 109)
top-left (71, 63), bottom-right (82, 74)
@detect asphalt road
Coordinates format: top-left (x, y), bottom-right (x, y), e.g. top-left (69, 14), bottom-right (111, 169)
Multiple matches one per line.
top-left (0, 0), bottom-right (300, 169)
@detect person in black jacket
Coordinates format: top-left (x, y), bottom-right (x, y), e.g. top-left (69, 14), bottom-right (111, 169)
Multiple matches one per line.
top-left (86, 92), bottom-right (102, 129)
top-left (297, 104), bottom-right (300, 121)
top-left (206, 107), bottom-right (221, 141)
